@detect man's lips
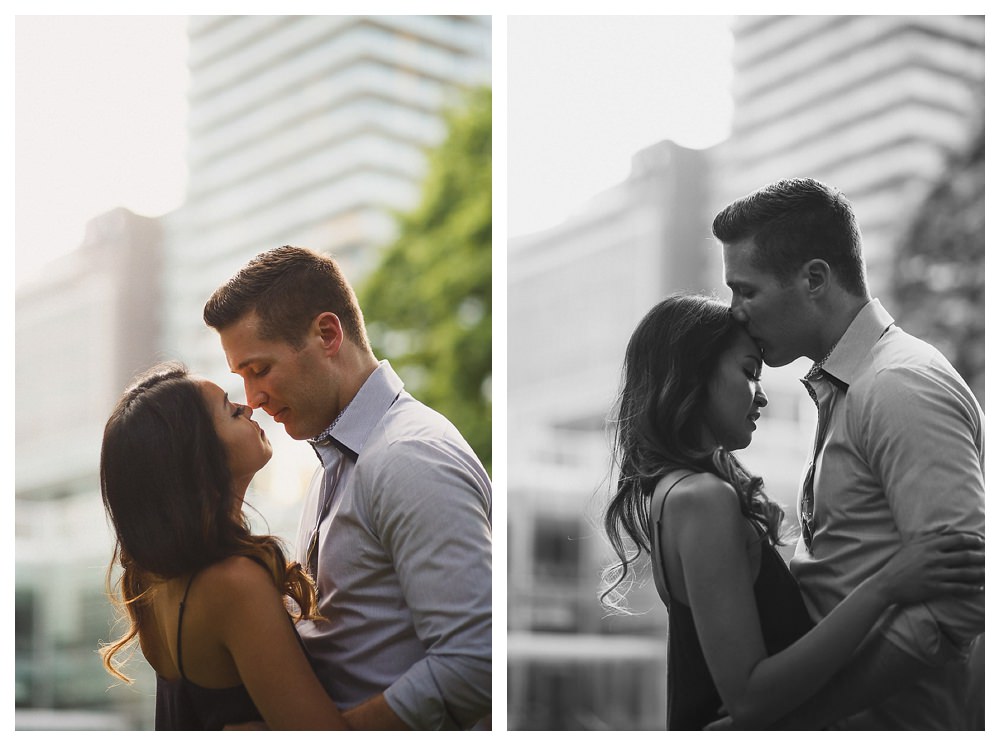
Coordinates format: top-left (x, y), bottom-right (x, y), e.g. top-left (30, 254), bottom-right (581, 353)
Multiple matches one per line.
top-left (267, 407), bottom-right (289, 423)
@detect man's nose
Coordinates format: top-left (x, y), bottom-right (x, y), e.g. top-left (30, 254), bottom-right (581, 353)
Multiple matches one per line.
top-left (244, 381), bottom-right (267, 409)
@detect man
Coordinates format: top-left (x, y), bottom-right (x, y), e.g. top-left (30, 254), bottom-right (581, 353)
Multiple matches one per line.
top-left (713, 178), bottom-right (984, 729)
top-left (203, 245), bottom-right (492, 729)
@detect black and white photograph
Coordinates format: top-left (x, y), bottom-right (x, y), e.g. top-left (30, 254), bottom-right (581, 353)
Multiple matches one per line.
top-left (507, 13), bottom-right (985, 731)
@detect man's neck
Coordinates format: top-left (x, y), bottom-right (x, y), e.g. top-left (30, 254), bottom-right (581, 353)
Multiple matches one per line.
top-left (814, 293), bottom-right (870, 362)
top-left (334, 348), bottom-right (380, 417)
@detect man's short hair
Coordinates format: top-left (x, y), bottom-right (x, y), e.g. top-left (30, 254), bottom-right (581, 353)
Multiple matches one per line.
top-left (712, 177), bottom-right (868, 296)
top-left (203, 245), bottom-right (370, 349)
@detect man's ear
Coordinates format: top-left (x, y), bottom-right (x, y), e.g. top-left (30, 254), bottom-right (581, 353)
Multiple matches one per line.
top-left (802, 259), bottom-right (832, 297)
top-left (314, 312), bottom-right (344, 356)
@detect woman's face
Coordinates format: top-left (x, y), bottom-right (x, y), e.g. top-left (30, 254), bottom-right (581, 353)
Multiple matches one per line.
top-left (701, 327), bottom-right (767, 451)
top-left (197, 379), bottom-right (272, 492)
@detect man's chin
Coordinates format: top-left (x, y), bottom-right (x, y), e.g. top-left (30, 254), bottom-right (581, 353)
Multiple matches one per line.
top-left (280, 422), bottom-right (307, 440)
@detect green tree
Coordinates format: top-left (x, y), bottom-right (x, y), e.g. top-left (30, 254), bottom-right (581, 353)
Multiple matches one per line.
top-left (360, 86), bottom-right (492, 472)
top-left (892, 127), bottom-right (984, 407)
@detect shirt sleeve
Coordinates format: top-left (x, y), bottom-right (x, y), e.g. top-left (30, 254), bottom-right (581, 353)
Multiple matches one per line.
top-left (858, 363), bottom-right (985, 664)
top-left (366, 433), bottom-right (492, 729)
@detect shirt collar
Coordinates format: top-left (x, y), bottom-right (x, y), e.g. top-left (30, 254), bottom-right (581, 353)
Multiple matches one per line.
top-left (818, 298), bottom-right (894, 389)
top-left (308, 361), bottom-right (404, 460)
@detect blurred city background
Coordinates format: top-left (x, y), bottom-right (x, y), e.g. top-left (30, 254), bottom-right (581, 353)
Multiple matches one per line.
top-left (15, 15), bottom-right (491, 730)
top-left (507, 15), bottom-right (984, 730)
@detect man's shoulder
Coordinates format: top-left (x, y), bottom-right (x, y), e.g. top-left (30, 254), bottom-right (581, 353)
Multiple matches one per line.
top-left (357, 392), bottom-right (489, 485)
top-left (851, 327), bottom-right (982, 423)
top-left (368, 393), bottom-right (469, 452)
top-left (860, 326), bottom-right (970, 391)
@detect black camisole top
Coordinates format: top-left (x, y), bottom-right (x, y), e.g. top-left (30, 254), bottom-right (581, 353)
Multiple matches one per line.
top-left (649, 472), bottom-right (815, 730)
top-left (154, 562), bottom-right (315, 730)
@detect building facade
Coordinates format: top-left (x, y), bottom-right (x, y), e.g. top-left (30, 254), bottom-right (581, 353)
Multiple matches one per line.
top-left (161, 14), bottom-right (493, 542)
top-left (163, 15), bottom-right (491, 378)
top-left (507, 142), bottom-right (714, 729)
top-left (710, 13), bottom-right (986, 522)
top-left (15, 209), bottom-right (165, 728)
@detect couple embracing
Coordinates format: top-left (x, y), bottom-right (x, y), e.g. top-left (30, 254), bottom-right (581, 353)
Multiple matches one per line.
top-left (604, 178), bottom-right (985, 730)
top-left (100, 246), bottom-right (492, 730)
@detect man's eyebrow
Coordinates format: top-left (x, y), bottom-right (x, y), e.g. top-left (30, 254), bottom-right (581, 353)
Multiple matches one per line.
top-left (232, 357), bottom-right (263, 372)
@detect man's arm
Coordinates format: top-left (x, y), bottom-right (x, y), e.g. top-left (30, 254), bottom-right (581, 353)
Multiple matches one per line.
top-left (859, 365), bottom-right (985, 659)
top-left (362, 435), bottom-right (492, 729)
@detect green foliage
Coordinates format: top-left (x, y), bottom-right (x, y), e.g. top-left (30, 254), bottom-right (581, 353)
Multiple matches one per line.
top-left (893, 128), bottom-right (984, 408)
top-left (360, 86), bottom-right (492, 472)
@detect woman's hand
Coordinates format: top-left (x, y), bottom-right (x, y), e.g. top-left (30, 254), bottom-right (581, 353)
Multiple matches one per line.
top-left (872, 531), bottom-right (984, 606)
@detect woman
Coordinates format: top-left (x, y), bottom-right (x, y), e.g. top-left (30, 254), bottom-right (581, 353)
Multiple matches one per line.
top-left (100, 362), bottom-right (346, 730)
top-left (602, 294), bottom-right (983, 730)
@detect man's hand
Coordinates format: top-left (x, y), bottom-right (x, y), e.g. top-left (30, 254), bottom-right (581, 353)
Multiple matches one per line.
top-left (703, 715), bottom-right (734, 730)
top-left (223, 720), bottom-right (268, 730)
top-left (704, 704), bottom-right (733, 730)
top-left (343, 693), bottom-right (410, 730)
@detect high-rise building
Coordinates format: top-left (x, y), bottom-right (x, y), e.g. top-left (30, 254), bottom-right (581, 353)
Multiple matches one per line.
top-left (507, 142), bottom-right (713, 729)
top-left (163, 15), bottom-right (492, 380)
top-left (713, 15), bottom-right (985, 298)
top-left (160, 15), bottom-right (492, 542)
top-left (15, 209), bottom-right (165, 728)
top-left (710, 13), bottom-right (986, 523)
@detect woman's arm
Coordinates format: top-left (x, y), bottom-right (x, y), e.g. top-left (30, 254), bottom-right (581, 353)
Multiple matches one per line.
top-left (669, 477), bottom-right (981, 729)
top-left (768, 630), bottom-right (933, 729)
top-left (206, 556), bottom-right (348, 730)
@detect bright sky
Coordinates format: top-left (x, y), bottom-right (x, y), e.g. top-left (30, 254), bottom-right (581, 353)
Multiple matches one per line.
top-left (13, 15), bottom-right (735, 278)
top-left (15, 15), bottom-right (190, 286)
top-left (507, 15), bottom-right (734, 238)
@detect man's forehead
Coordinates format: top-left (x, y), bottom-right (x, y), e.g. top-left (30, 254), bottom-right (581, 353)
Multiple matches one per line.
top-left (723, 242), bottom-right (764, 277)
top-left (219, 325), bottom-right (266, 369)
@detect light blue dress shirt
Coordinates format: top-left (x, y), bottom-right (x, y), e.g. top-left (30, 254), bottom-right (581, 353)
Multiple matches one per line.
top-left (294, 361), bottom-right (492, 729)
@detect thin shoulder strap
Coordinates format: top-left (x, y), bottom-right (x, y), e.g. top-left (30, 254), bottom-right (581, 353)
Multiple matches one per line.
top-left (175, 570), bottom-right (200, 681)
top-left (649, 471), bottom-right (699, 610)
top-left (174, 555), bottom-right (277, 681)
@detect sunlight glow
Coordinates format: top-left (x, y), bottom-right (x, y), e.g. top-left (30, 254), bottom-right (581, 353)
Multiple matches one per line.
top-left (15, 16), bottom-right (190, 285)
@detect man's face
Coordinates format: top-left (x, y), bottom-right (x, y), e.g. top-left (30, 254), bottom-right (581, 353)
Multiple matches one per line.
top-left (218, 312), bottom-right (339, 440)
top-left (723, 238), bottom-right (812, 368)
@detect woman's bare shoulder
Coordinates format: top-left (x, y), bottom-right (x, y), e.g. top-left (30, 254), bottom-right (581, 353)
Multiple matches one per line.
top-left (658, 471), bottom-right (741, 525)
top-left (195, 555), bottom-right (280, 609)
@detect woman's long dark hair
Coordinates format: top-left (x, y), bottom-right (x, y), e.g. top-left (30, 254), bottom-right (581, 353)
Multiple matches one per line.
top-left (601, 294), bottom-right (786, 611)
top-left (99, 362), bottom-right (319, 682)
